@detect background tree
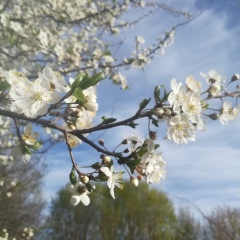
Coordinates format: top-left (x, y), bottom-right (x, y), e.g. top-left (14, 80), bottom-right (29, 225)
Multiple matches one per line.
top-left (0, 157), bottom-right (46, 239)
top-left (174, 206), bottom-right (202, 240)
top-left (202, 205), bottom-right (240, 240)
top-left (41, 182), bottom-right (177, 240)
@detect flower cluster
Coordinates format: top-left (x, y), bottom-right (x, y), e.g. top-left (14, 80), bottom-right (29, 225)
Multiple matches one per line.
top-left (0, 68), bottom-right (239, 208)
top-left (0, 0), bottom-right (190, 89)
top-left (3, 67), bottom-right (66, 118)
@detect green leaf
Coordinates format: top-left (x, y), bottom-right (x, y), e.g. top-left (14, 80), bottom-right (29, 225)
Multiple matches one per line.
top-left (29, 141), bottom-right (42, 151)
top-left (69, 171), bottom-right (77, 185)
top-left (126, 159), bottom-right (141, 174)
top-left (71, 74), bottom-right (85, 90)
top-left (101, 116), bottom-right (117, 124)
top-left (85, 182), bottom-right (95, 192)
top-left (72, 87), bottom-right (86, 104)
top-left (137, 144), bottom-right (148, 157)
top-left (160, 84), bottom-right (170, 102)
top-left (154, 85), bottom-right (160, 103)
top-left (0, 80), bottom-right (10, 92)
top-left (154, 144), bottom-right (160, 150)
top-left (127, 122), bottom-right (138, 128)
top-left (79, 72), bottom-right (104, 90)
top-left (21, 144), bottom-right (32, 156)
top-left (152, 118), bottom-right (159, 127)
top-left (138, 98), bottom-right (151, 112)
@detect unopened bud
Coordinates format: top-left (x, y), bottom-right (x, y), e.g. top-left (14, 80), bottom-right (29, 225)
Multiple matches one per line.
top-left (121, 139), bottom-right (128, 145)
top-left (80, 175), bottom-right (89, 184)
top-left (123, 148), bottom-right (129, 153)
top-left (153, 108), bottom-right (164, 117)
top-left (137, 175), bottom-right (143, 180)
top-left (208, 113), bottom-right (219, 120)
top-left (231, 74), bottom-right (240, 82)
top-left (130, 177), bottom-right (139, 187)
top-left (102, 155), bottom-right (111, 165)
top-left (149, 131), bottom-right (157, 140)
top-left (91, 162), bottom-right (101, 170)
top-left (98, 139), bottom-right (104, 146)
top-left (164, 108), bottom-right (171, 116)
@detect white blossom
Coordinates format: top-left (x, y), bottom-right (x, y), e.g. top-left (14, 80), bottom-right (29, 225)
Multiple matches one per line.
top-left (186, 75), bottom-right (202, 93)
top-left (219, 101), bottom-right (239, 125)
top-left (167, 113), bottom-right (195, 144)
top-left (22, 125), bottom-right (39, 146)
top-left (66, 181), bottom-right (93, 206)
top-left (107, 166), bottom-right (123, 199)
top-left (8, 76), bottom-right (61, 118)
top-left (168, 78), bottom-right (186, 114)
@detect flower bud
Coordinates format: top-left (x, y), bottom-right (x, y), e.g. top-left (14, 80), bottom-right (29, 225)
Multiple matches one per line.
top-left (80, 175), bottom-right (89, 184)
top-left (98, 139), bottom-right (104, 146)
top-left (102, 155), bottom-right (111, 165)
top-left (130, 177), bottom-right (139, 187)
top-left (231, 74), bottom-right (240, 82)
top-left (208, 113), bottom-right (219, 120)
top-left (137, 175), bottom-right (143, 180)
top-left (123, 148), bottom-right (129, 153)
top-left (164, 108), bottom-right (171, 116)
top-left (149, 131), bottom-right (157, 140)
top-left (91, 162), bottom-right (101, 170)
top-left (121, 139), bottom-right (128, 145)
top-left (153, 108), bottom-right (164, 117)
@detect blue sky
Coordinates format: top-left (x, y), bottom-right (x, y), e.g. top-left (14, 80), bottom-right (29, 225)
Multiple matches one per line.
top-left (43, 1), bottom-right (240, 216)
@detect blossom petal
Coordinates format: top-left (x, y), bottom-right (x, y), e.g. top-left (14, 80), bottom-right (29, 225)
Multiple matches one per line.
top-left (70, 195), bottom-right (81, 206)
top-left (80, 194), bottom-right (90, 206)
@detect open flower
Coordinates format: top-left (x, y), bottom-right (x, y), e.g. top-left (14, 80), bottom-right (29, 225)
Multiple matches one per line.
top-left (107, 166), bottom-right (124, 199)
top-left (219, 101), bottom-right (239, 125)
top-left (168, 78), bottom-right (186, 114)
top-left (39, 66), bottom-right (69, 93)
top-left (167, 113), bottom-right (195, 144)
top-left (8, 77), bottom-right (61, 118)
top-left (22, 125), bottom-right (38, 146)
top-left (66, 181), bottom-right (93, 206)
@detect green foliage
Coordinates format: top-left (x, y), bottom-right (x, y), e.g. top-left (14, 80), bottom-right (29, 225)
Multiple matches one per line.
top-left (101, 116), bottom-right (117, 124)
top-left (44, 182), bottom-right (177, 240)
top-left (127, 122), bottom-right (138, 128)
top-left (138, 98), bottom-right (151, 112)
top-left (69, 170), bottom-right (77, 185)
top-left (72, 87), bottom-right (86, 105)
top-left (154, 84), bottom-right (170, 104)
top-left (71, 72), bottom-right (104, 91)
top-left (79, 72), bottom-right (104, 90)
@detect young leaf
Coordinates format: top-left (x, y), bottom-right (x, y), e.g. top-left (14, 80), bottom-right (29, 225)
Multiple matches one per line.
top-left (160, 84), bottom-right (170, 102)
top-left (138, 98), bottom-right (151, 112)
top-left (85, 182), bottom-right (95, 192)
top-left (79, 72), bottom-right (104, 90)
top-left (101, 116), bottom-right (117, 124)
top-left (154, 85), bottom-right (160, 103)
top-left (152, 118), bottom-right (159, 127)
top-left (126, 159), bottom-right (141, 174)
top-left (71, 74), bottom-right (85, 90)
top-left (69, 170), bottom-right (77, 185)
top-left (0, 80), bottom-right (10, 92)
top-left (28, 141), bottom-right (42, 151)
top-left (72, 87), bottom-right (86, 104)
top-left (127, 122), bottom-right (138, 128)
